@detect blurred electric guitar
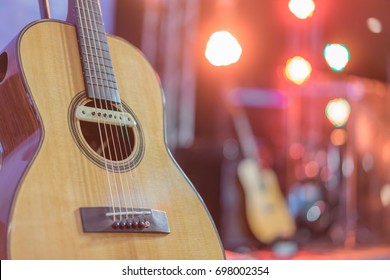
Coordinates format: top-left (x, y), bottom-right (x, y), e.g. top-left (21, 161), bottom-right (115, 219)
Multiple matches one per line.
top-left (230, 106), bottom-right (296, 244)
top-left (0, 0), bottom-right (224, 259)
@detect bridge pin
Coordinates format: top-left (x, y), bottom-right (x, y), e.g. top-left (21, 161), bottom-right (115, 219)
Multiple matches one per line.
top-left (125, 221), bottom-right (132, 229)
top-left (119, 221), bottom-right (126, 229)
top-left (138, 221), bottom-right (145, 229)
top-left (112, 221), bottom-right (120, 229)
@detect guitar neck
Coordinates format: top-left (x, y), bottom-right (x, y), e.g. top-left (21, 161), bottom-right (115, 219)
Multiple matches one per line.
top-left (68, 0), bottom-right (120, 103)
top-left (231, 108), bottom-right (263, 165)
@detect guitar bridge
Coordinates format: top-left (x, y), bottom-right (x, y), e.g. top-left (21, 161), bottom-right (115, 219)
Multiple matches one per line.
top-left (79, 207), bottom-right (170, 233)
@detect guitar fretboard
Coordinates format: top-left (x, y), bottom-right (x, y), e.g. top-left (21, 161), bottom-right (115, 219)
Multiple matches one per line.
top-left (74, 0), bottom-right (120, 103)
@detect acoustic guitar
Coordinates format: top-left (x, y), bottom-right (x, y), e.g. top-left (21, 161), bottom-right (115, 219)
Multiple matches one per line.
top-left (230, 105), bottom-right (296, 244)
top-left (0, 0), bottom-right (224, 259)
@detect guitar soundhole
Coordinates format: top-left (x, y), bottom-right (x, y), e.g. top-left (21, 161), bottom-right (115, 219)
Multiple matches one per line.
top-left (79, 100), bottom-right (135, 161)
top-left (69, 94), bottom-right (144, 172)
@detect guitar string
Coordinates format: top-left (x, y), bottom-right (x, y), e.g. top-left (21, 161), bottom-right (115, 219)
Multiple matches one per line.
top-left (88, 0), bottom-right (143, 224)
top-left (74, 0), bottom-right (116, 211)
top-left (88, 0), bottom-right (142, 224)
top-left (100, 13), bottom-right (146, 223)
top-left (86, 0), bottom-right (135, 223)
top-left (77, 0), bottom-right (119, 219)
top-left (81, 0), bottom-right (125, 222)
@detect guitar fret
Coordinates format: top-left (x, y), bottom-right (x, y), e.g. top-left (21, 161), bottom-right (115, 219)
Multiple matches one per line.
top-left (83, 66), bottom-right (114, 78)
top-left (83, 64), bottom-right (116, 84)
top-left (80, 47), bottom-right (110, 61)
top-left (86, 84), bottom-right (118, 92)
top-left (85, 78), bottom-right (118, 90)
top-left (85, 71), bottom-right (116, 82)
top-left (76, 7), bottom-right (102, 18)
top-left (85, 80), bottom-right (118, 91)
top-left (81, 50), bottom-right (109, 62)
top-left (82, 61), bottom-right (114, 72)
top-left (85, 0), bottom-right (101, 6)
top-left (84, 0), bottom-right (102, 11)
top-left (85, 72), bottom-right (116, 80)
top-left (81, 52), bottom-right (112, 67)
top-left (86, 81), bottom-right (117, 91)
top-left (76, 22), bottom-right (105, 35)
top-left (79, 43), bottom-right (109, 53)
top-left (84, 84), bottom-right (119, 101)
top-left (80, 42), bottom-right (110, 53)
top-left (79, 32), bottom-right (108, 49)
top-left (75, 9), bottom-right (105, 33)
top-left (76, 0), bottom-right (103, 18)
top-left (75, 0), bottom-right (104, 26)
top-left (76, 15), bottom-right (104, 27)
top-left (85, 86), bottom-right (119, 102)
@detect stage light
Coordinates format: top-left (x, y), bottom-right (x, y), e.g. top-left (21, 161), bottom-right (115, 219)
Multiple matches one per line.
top-left (289, 142), bottom-right (304, 160)
top-left (367, 17), bottom-right (382, 34)
top-left (284, 56), bottom-right (312, 85)
top-left (288, 0), bottom-right (315, 19)
top-left (205, 31), bottom-right (242, 67)
top-left (325, 98), bottom-right (351, 127)
top-left (324, 44), bottom-right (350, 72)
top-left (330, 128), bottom-right (347, 146)
top-left (305, 160), bottom-right (319, 178)
top-left (380, 184), bottom-right (390, 207)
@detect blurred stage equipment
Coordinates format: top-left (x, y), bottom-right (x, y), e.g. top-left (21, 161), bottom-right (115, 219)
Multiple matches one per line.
top-left (140, 0), bottom-right (200, 149)
top-left (232, 109), bottom-right (296, 244)
top-left (287, 75), bottom-right (390, 247)
top-left (226, 88), bottom-right (296, 244)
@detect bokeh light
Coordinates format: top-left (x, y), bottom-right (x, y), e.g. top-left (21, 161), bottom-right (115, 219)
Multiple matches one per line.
top-left (325, 98), bottom-right (351, 127)
top-left (288, 0), bottom-right (316, 19)
top-left (205, 31), bottom-right (242, 67)
top-left (284, 56), bottom-right (312, 85)
top-left (324, 44), bottom-right (350, 72)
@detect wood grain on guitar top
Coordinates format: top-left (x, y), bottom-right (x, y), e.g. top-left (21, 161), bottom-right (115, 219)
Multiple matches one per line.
top-left (0, 21), bottom-right (224, 259)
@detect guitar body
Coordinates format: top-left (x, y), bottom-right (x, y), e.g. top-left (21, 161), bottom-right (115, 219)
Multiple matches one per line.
top-left (237, 158), bottom-right (296, 244)
top-left (0, 20), bottom-right (224, 259)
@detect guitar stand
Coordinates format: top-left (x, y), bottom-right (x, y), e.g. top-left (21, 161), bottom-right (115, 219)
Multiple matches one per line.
top-left (39, 0), bottom-right (51, 19)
